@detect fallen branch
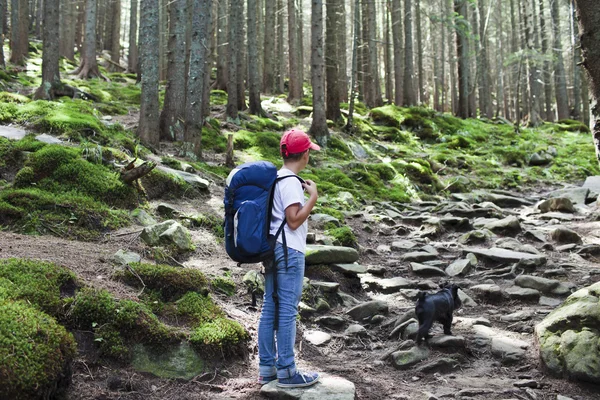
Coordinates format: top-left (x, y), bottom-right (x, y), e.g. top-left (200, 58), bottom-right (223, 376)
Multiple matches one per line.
top-left (120, 161), bottom-right (156, 184)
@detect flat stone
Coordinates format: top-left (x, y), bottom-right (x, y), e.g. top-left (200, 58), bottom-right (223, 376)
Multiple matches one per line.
top-left (462, 247), bottom-right (546, 266)
top-left (360, 274), bottom-right (414, 293)
top-left (261, 374), bottom-right (356, 400)
top-left (491, 336), bottom-right (528, 364)
top-left (539, 296), bottom-right (562, 307)
top-left (310, 214), bottom-right (341, 229)
top-left (310, 281), bottom-right (339, 293)
top-left (470, 284), bottom-right (504, 302)
top-left (131, 209), bottom-right (158, 226)
top-left (157, 166), bottom-right (209, 190)
top-left (524, 229), bottom-right (547, 243)
top-left (410, 262), bottom-right (446, 277)
top-left (504, 286), bottom-right (541, 301)
top-left (445, 259), bottom-right (472, 277)
top-left (415, 358), bottom-right (460, 373)
top-left (315, 315), bottom-right (346, 329)
top-left (483, 216), bottom-right (522, 235)
top-left (344, 324), bottom-right (368, 337)
top-left (376, 244), bottom-right (391, 253)
top-left (550, 227), bottom-right (583, 244)
top-left (391, 346), bottom-right (430, 369)
top-left (303, 330), bottom-right (332, 346)
top-left (305, 245), bottom-right (359, 265)
top-left (346, 300), bottom-right (388, 321)
top-left (458, 229), bottom-right (494, 245)
top-left (547, 187), bottom-right (589, 205)
top-left (495, 237), bottom-right (540, 254)
top-left (500, 310), bottom-right (534, 322)
top-left (515, 275), bottom-right (573, 295)
top-left (458, 289), bottom-right (477, 307)
top-left (538, 197), bottom-right (576, 213)
top-left (111, 249), bottom-right (141, 266)
top-left (132, 342), bottom-right (204, 380)
top-left (331, 263), bottom-right (368, 276)
top-left (402, 251), bottom-right (438, 262)
top-left (539, 212), bottom-right (575, 221)
top-left (0, 125), bottom-right (28, 140)
top-left (428, 335), bottom-right (465, 348)
top-left (35, 133), bottom-right (63, 144)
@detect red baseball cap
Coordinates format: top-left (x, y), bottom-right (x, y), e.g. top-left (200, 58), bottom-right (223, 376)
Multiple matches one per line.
top-left (280, 129), bottom-right (321, 156)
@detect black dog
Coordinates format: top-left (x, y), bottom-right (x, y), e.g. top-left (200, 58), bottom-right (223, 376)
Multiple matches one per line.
top-left (415, 283), bottom-right (461, 345)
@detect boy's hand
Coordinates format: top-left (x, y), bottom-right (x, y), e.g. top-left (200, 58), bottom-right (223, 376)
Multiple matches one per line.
top-left (302, 180), bottom-right (318, 197)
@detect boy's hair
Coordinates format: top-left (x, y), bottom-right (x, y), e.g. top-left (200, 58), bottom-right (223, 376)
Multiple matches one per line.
top-left (281, 145), bottom-right (307, 162)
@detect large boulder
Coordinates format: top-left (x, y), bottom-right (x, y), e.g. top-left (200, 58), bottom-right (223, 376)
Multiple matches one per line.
top-left (536, 282), bottom-right (600, 383)
top-left (131, 342), bottom-right (205, 380)
top-left (305, 245), bottom-right (359, 265)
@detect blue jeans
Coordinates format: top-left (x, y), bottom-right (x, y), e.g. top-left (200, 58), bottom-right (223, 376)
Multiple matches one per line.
top-left (258, 243), bottom-right (305, 379)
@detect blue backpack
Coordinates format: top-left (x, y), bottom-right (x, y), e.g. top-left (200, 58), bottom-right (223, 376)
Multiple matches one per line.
top-left (224, 161), bottom-right (302, 264)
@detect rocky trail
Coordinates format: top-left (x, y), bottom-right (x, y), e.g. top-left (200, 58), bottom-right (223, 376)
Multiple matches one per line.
top-left (2, 172), bottom-right (600, 400)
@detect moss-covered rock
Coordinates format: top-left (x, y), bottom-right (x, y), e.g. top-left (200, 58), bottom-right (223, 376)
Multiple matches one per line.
top-left (140, 168), bottom-right (194, 200)
top-left (0, 300), bottom-right (77, 400)
top-left (325, 226), bottom-right (358, 248)
top-left (211, 274), bottom-right (236, 296)
top-left (190, 317), bottom-right (249, 355)
top-left (556, 119), bottom-right (591, 133)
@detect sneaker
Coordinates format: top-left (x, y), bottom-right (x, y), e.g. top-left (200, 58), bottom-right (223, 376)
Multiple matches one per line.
top-left (257, 374), bottom-right (277, 385)
top-left (276, 371), bottom-right (320, 388)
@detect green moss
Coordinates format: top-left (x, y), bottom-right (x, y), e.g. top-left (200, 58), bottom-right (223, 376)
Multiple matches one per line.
top-left (0, 258), bottom-right (77, 317)
top-left (326, 135), bottom-right (354, 160)
top-left (341, 101), bottom-right (368, 116)
top-left (234, 130), bottom-right (282, 163)
top-left (174, 292), bottom-right (223, 323)
top-left (245, 116), bottom-right (285, 132)
top-left (140, 169), bottom-right (193, 200)
top-left (201, 121), bottom-right (227, 152)
top-left (312, 206), bottom-right (345, 221)
top-left (185, 213), bottom-right (225, 238)
top-left (210, 90), bottom-right (228, 106)
top-left (117, 263), bottom-right (209, 301)
top-left (0, 300), bottom-right (77, 400)
top-left (161, 156), bottom-right (183, 170)
top-left (0, 91), bottom-right (31, 104)
top-left (556, 119), bottom-right (591, 133)
top-left (325, 226), bottom-right (357, 248)
top-left (212, 274), bottom-right (236, 296)
top-left (190, 317), bottom-right (249, 354)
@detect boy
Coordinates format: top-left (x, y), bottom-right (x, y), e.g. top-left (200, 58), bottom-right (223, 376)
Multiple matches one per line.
top-left (257, 129), bottom-right (321, 388)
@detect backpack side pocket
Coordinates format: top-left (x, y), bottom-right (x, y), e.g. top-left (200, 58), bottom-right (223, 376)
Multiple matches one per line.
top-left (235, 200), bottom-right (266, 255)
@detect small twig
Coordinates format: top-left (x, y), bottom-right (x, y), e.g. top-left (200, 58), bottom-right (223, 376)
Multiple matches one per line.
top-left (110, 229), bottom-right (144, 238)
top-left (76, 360), bottom-right (94, 380)
top-left (126, 265), bottom-right (146, 296)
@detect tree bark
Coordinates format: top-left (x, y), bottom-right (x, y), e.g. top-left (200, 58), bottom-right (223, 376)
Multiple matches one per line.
top-left (275, 0), bottom-right (285, 93)
top-left (384, 1), bottom-right (393, 103)
top-left (235, 0), bottom-right (246, 111)
top-left (570, 0), bottom-right (582, 121)
top-left (539, 0), bottom-right (553, 121)
top-left (74, 0), bottom-right (104, 79)
top-left (248, 0), bottom-right (264, 115)
top-left (215, 0), bottom-right (228, 91)
top-left (415, 0), bottom-right (424, 104)
top-left (128, 0), bottom-right (138, 73)
top-left (96, 0), bottom-right (106, 50)
top-left (391, 0), bottom-right (403, 106)
top-left (573, 0), bottom-right (600, 162)
top-left (287, 0), bottom-right (303, 103)
top-left (477, 0), bottom-right (492, 117)
top-left (184, 0), bottom-right (213, 158)
top-left (160, 0), bottom-right (187, 142)
top-left (345, 0), bottom-right (360, 132)
top-left (367, 0), bottom-right (383, 107)
top-left (0, 0), bottom-right (5, 68)
top-left (263, 0), bottom-right (275, 93)
top-left (326, 0), bottom-right (342, 122)
top-left (10, 0), bottom-right (28, 65)
top-left (202, 1), bottom-right (216, 118)
top-left (551, 0), bottom-right (570, 120)
top-left (110, 0), bottom-right (121, 69)
top-left (404, 0), bottom-right (416, 106)
top-left (309, 0), bottom-right (328, 145)
top-left (455, 0), bottom-right (470, 118)
top-left (138, 0), bottom-right (160, 150)
top-left (337, 0), bottom-right (347, 102)
top-left (34, 0), bottom-right (61, 100)
top-left (226, 0), bottom-right (240, 121)
top-left (523, 0), bottom-right (541, 126)
top-left (75, 0), bottom-right (85, 53)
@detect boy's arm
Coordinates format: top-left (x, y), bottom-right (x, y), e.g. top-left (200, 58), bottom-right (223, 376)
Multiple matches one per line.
top-left (285, 180), bottom-right (318, 230)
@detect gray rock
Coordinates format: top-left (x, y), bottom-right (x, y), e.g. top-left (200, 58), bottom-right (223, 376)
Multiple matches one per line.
top-left (515, 275), bottom-right (573, 295)
top-left (536, 282), bottom-right (600, 384)
top-left (481, 191), bottom-right (534, 207)
top-left (156, 166), bottom-right (209, 190)
top-left (140, 220), bottom-right (193, 252)
top-left (428, 335), bottom-right (465, 348)
top-left (344, 324), bottom-right (368, 337)
top-left (310, 214), bottom-right (341, 229)
top-left (538, 197), bottom-right (576, 213)
top-left (547, 187), bottom-right (589, 205)
top-left (457, 388), bottom-right (496, 397)
top-left (376, 244), bottom-right (391, 253)
top-left (402, 251), bottom-right (438, 262)
top-left (131, 342), bottom-right (204, 380)
top-left (524, 229), bottom-right (547, 243)
top-left (483, 216), bottom-right (521, 235)
top-left (338, 292), bottom-right (360, 307)
top-left (458, 289), bottom-right (477, 307)
top-left (131, 209), bottom-right (158, 226)
top-left (445, 259), bottom-right (472, 277)
top-left (391, 346), bottom-right (430, 369)
top-left (331, 263), bottom-right (367, 276)
top-left (529, 152), bottom-right (552, 166)
top-left (470, 284), bottom-right (504, 302)
top-left (401, 322), bottom-right (419, 340)
top-left (303, 330), bottom-right (332, 346)
top-left (462, 247), bottom-right (546, 266)
top-left (311, 281), bottom-right (340, 293)
top-left (495, 237), bottom-right (540, 254)
top-left (346, 300), bottom-right (388, 321)
top-left (243, 270), bottom-right (265, 295)
top-left (315, 315), bottom-right (346, 329)
top-left (458, 229), bottom-right (494, 245)
top-left (491, 336), bottom-right (528, 364)
top-left (504, 286), bottom-right (540, 301)
top-left (540, 212), bottom-right (574, 221)
top-left (111, 249), bottom-right (141, 266)
top-left (0, 125), bottom-right (28, 140)
top-left (156, 202), bottom-right (180, 218)
top-left (539, 296), bottom-right (562, 307)
top-left (305, 245), bottom-right (359, 265)
top-left (415, 358), bottom-right (459, 374)
top-left (261, 374), bottom-right (356, 400)
top-left (555, 244), bottom-right (577, 252)
top-left (410, 262), bottom-right (446, 277)
top-left (360, 275), bottom-right (414, 293)
top-left (550, 227), bottom-right (582, 244)
top-left (500, 310), bottom-right (534, 322)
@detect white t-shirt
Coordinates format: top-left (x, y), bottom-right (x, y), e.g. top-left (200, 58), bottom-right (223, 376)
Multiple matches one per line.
top-left (269, 168), bottom-right (307, 253)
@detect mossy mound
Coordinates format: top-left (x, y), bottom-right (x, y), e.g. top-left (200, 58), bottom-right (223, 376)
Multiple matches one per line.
top-left (0, 300), bottom-right (77, 400)
top-left (234, 130), bottom-right (282, 164)
top-left (0, 91), bottom-right (31, 104)
top-left (116, 263), bottom-right (209, 301)
top-left (210, 90), bottom-right (228, 106)
top-left (556, 119), bottom-right (591, 133)
top-left (190, 317), bottom-right (249, 355)
top-left (371, 105), bottom-right (440, 141)
top-left (211, 274), bottom-right (236, 296)
top-left (184, 213), bottom-right (225, 238)
top-left (325, 226), bottom-right (358, 248)
top-left (245, 116), bottom-right (285, 132)
top-left (140, 168), bottom-right (195, 200)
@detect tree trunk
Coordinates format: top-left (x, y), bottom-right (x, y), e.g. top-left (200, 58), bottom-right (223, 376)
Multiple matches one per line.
top-left (159, 0), bottom-right (186, 142)
top-left (509, 0), bottom-right (519, 120)
top-left (0, 0), bottom-right (5, 68)
top-left (96, 0), bottom-right (105, 50)
top-left (33, 0), bottom-right (60, 100)
top-left (455, 0), bottom-right (470, 118)
top-left (384, 2), bottom-right (393, 104)
top-left (441, 0), bottom-right (446, 111)
top-left (287, 0), bottom-right (303, 103)
top-left (391, 0), bottom-right (403, 106)
top-left (74, 0), bottom-right (104, 79)
top-left (367, 0), bottom-right (383, 107)
top-left (103, 0), bottom-right (113, 51)
top-left (158, 0), bottom-right (167, 80)
top-left (236, 0), bottom-right (246, 111)
top-left (128, 0), bottom-right (138, 73)
top-left (448, 0), bottom-right (457, 114)
top-left (248, 0), bottom-right (264, 115)
top-left (226, 0), bottom-right (240, 121)
top-left (110, 0), bottom-right (120, 68)
top-left (404, 0), bottom-right (416, 106)
top-left (345, 0), bottom-right (360, 132)
top-left (202, 1), bottom-right (216, 118)
top-left (337, 0), bottom-right (347, 102)
top-left (216, 0), bottom-right (228, 91)
top-left (326, 0), bottom-right (342, 122)
top-left (138, 0), bottom-right (160, 150)
top-left (184, 0), bottom-right (212, 158)
top-left (275, 0), bottom-right (285, 93)
top-left (523, 0), bottom-right (541, 126)
top-left (539, 0), bottom-right (553, 121)
top-left (478, 0), bottom-right (492, 117)
top-left (10, 0), bottom-right (28, 65)
top-left (263, 0), bottom-right (275, 93)
top-left (571, 0), bottom-right (582, 121)
top-left (309, 0), bottom-right (328, 144)
top-left (415, 0), bottom-right (424, 104)
top-left (297, 0), bottom-right (304, 96)
top-left (551, 0), bottom-right (570, 120)
top-left (75, 0), bottom-right (85, 53)
top-left (573, 0), bottom-right (600, 162)
top-left (35, 0), bottom-right (41, 39)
